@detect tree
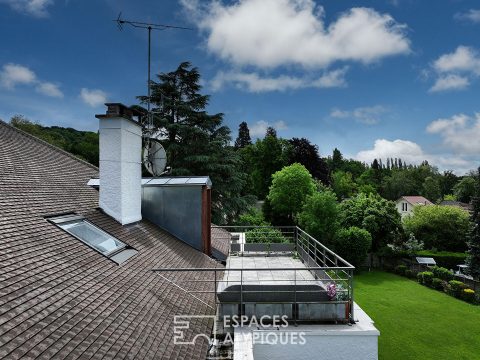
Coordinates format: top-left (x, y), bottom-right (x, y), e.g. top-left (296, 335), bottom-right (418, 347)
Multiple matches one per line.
top-left (288, 137), bottom-right (329, 185)
top-left (440, 170), bottom-right (458, 198)
top-left (403, 205), bottom-right (471, 252)
top-left (381, 170), bottom-right (418, 200)
top-left (242, 134), bottom-right (291, 199)
top-left (453, 176), bottom-right (476, 203)
top-left (466, 168), bottom-right (480, 279)
top-left (298, 189), bottom-right (339, 248)
top-left (335, 227), bottom-right (372, 268)
top-left (265, 126), bottom-right (277, 138)
top-left (340, 193), bottom-right (402, 252)
top-left (331, 171), bottom-right (357, 199)
top-left (331, 148), bottom-right (343, 172)
top-left (10, 115), bottom-right (100, 166)
top-left (267, 163), bottom-right (316, 222)
top-left (422, 176), bottom-right (441, 203)
top-left (139, 62), bottom-right (253, 223)
top-left (234, 121), bottom-right (252, 149)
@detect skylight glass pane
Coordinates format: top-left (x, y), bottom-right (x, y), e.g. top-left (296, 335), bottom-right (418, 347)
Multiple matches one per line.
top-left (58, 220), bottom-right (125, 256)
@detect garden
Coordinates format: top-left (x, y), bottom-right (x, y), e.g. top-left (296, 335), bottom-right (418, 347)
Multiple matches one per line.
top-left (355, 271), bottom-right (480, 360)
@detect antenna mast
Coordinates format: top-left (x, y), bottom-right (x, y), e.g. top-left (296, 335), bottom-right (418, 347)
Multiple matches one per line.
top-left (114, 12), bottom-right (192, 132)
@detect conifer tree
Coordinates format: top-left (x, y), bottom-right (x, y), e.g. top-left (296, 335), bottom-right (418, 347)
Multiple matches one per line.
top-left (139, 62), bottom-right (253, 223)
top-left (234, 121), bottom-right (252, 149)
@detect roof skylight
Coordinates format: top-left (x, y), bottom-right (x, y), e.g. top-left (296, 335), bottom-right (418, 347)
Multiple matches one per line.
top-left (49, 215), bottom-right (135, 263)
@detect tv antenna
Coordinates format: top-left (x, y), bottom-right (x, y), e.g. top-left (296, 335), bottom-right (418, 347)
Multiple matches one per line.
top-left (114, 12), bottom-right (192, 132)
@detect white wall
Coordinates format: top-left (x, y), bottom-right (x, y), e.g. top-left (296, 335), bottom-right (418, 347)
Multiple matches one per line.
top-left (396, 200), bottom-right (411, 218)
top-left (99, 117), bottom-right (142, 225)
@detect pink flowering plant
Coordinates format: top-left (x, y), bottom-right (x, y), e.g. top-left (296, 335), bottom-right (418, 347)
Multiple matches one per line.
top-left (327, 283), bottom-right (337, 300)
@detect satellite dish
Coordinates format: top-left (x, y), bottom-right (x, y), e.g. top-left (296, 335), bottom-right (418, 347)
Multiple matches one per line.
top-left (143, 137), bottom-right (167, 176)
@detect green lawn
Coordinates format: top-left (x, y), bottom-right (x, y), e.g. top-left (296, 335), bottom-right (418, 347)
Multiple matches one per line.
top-left (354, 271), bottom-right (480, 360)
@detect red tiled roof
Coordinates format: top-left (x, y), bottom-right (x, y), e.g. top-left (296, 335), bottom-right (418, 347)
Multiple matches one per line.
top-left (0, 120), bottom-right (220, 360)
top-left (399, 196), bottom-right (433, 205)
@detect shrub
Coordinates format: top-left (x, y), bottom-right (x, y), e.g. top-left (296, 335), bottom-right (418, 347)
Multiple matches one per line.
top-left (235, 207), bottom-right (269, 226)
top-left (334, 226), bottom-right (372, 268)
top-left (395, 265), bottom-right (407, 276)
top-left (245, 227), bottom-right (288, 244)
top-left (432, 277), bottom-right (444, 291)
top-left (462, 288), bottom-right (476, 303)
top-left (405, 269), bottom-right (414, 278)
top-left (422, 271), bottom-right (434, 287)
top-left (417, 272), bottom-right (424, 284)
top-left (447, 280), bottom-right (467, 298)
top-left (432, 266), bottom-right (454, 281)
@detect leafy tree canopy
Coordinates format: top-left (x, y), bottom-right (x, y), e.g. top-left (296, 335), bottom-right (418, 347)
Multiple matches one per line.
top-left (298, 189), bottom-right (339, 248)
top-left (10, 115), bottom-right (99, 166)
top-left (453, 176), bottom-right (476, 203)
top-left (335, 226), bottom-right (372, 268)
top-left (340, 193), bottom-right (403, 252)
top-left (403, 205), bottom-right (471, 252)
top-left (267, 163), bottom-right (316, 221)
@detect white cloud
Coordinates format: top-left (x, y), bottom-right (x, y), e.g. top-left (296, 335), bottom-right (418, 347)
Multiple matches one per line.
top-left (182, 0), bottom-right (410, 69)
top-left (426, 113), bottom-right (480, 154)
top-left (0, 0), bottom-right (53, 18)
top-left (35, 82), bottom-right (63, 98)
top-left (80, 88), bottom-right (107, 107)
top-left (249, 120), bottom-right (287, 137)
top-left (429, 74), bottom-right (470, 92)
top-left (312, 67), bottom-right (348, 88)
top-left (433, 46), bottom-right (480, 74)
top-left (356, 138), bottom-right (471, 173)
top-left (0, 63), bottom-right (36, 88)
top-left (0, 62), bottom-right (64, 98)
top-left (211, 67), bottom-right (347, 92)
top-left (455, 9), bottom-right (480, 23)
top-left (429, 46), bottom-right (480, 92)
top-left (330, 105), bottom-right (387, 125)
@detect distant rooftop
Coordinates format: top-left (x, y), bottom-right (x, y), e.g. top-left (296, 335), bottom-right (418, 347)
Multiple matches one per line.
top-left (399, 196), bottom-right (433, 205)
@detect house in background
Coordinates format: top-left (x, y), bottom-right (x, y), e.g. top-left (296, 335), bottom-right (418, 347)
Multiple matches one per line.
top-left (439, 200), bottom-right (474, 214)
top-left (396, 196), bottom-right (433, 218)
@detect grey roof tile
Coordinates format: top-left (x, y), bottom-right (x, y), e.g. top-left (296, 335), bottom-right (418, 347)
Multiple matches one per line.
top-left (0, 120), bottom-right (220, 360)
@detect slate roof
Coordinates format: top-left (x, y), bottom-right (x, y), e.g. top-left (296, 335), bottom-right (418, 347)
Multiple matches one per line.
top-left (0, 120), bottom-right (220, 360)
top-left (439, 200), bottom-right (474, 212)
top-left (211, 226), bottom-right (231, 261)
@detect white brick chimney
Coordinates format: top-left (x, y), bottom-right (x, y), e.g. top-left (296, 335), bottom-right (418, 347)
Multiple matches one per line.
top-left (96, 103), bottom-right (143, 225)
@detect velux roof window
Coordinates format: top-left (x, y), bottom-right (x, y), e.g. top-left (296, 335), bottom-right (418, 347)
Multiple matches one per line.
top-left (49, 214), bottom-right (137, 264)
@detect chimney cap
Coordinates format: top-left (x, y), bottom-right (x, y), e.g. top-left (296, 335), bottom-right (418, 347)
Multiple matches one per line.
top-left (95, 103), bottom-right (145, 125)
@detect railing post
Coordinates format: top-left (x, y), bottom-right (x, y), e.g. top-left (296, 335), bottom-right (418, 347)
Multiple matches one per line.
top-left (294, 268), bottom-right (297, 326)
top-left (349, 269), bottom-right (355, 324)
top-left (240, 269), bottom-right (243, 318)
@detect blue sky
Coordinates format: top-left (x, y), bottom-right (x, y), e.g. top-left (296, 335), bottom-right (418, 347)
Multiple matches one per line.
top-left (1, 0), bottom-right (479, 174)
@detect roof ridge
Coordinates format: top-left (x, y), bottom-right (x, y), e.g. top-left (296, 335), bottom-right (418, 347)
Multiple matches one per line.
top-left (0, 118), bottom-right (99, 171)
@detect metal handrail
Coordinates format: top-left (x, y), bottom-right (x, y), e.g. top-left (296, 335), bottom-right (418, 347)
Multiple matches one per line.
top-left (156, 225), bottom-right (356, 323)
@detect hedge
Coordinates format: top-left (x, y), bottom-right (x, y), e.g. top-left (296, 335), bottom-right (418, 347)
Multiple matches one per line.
top-left (415, 251), bottom-right (467, 270)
